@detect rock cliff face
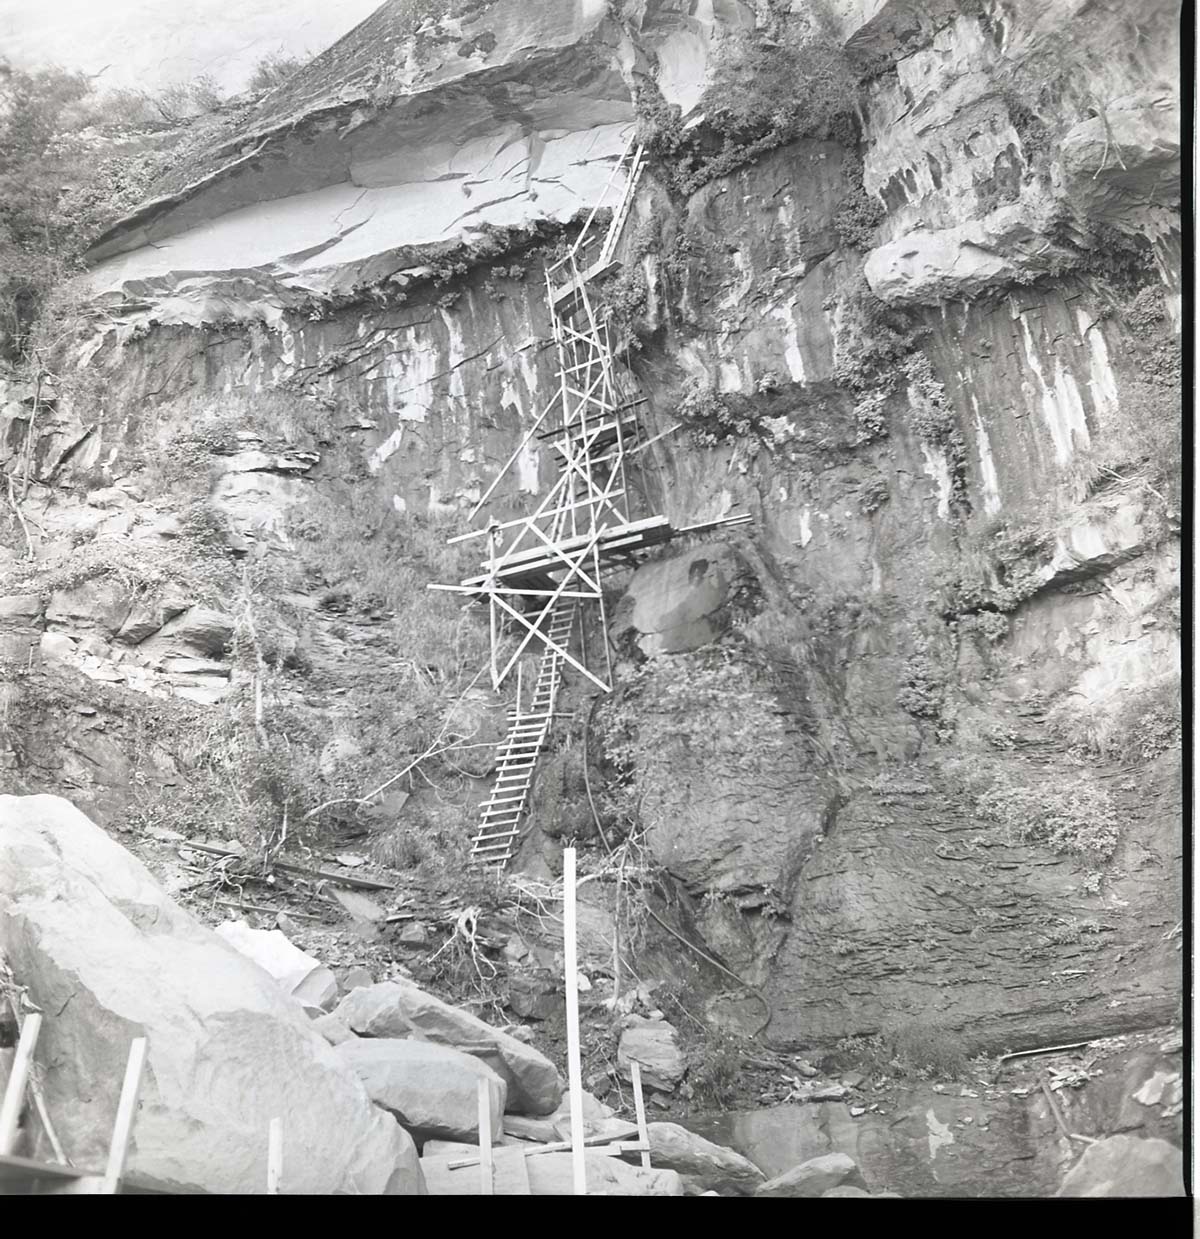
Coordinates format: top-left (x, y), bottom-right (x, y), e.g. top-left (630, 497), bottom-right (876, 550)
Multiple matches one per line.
top-left (1, 0), bottom-right (1181, 1072)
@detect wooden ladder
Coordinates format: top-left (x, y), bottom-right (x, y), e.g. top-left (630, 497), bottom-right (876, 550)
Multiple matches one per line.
top-left (0, 1012), bottom-right (148, 1194)
top-left (469, 601), bottom-right (576, 868)
top-left (597, 141), bottom-right (646, 269)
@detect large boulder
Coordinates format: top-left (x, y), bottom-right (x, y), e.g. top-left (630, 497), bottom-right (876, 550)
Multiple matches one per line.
top-left (0, 794), bottom-right (422, 1195)
top-left (612, 542), bottom-right (757, 656)
top-left (633, 1122), bottom-right (766, 1196)
top-left (335, 981), bottom-right (562, 1116)
top-left (334, 1038), bottom-right (505, 1144)
top-left (1056, 1135), bottom-right (1185, 1197)
top-left (755, 1152), bottom-right (866, 1198)
top-left (863, 200), bottom-right (1083, 306)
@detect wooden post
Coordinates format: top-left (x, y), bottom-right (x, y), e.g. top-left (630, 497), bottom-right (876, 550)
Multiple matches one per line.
top-left (477, 1078), bottom-right (494, 1195)
top-left (562, 847), bottom-right (587, 1195)
top-left (630, 1060), bottom-right (651, 1170)
top-left (267, 1117), bottom-right (283, 1194)
top-left (100, 1036), bottom-right (147, 1194)
top-left (0, 1010), bottom-right (40, 1156)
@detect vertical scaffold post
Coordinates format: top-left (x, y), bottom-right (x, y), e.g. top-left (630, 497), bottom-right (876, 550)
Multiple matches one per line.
top-left (563, 847), bottom-right (587, 1195)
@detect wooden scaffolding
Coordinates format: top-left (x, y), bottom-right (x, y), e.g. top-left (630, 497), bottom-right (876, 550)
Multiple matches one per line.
top-left (430, 136), bottom-right (751, 866)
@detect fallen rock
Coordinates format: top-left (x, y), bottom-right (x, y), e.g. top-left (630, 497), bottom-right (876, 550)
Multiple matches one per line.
top-left (421, 1140), bottom-right (485, 1158)
top-left (46, 579), bottom-right (131, 636)
top-left (0, 593), bottom-right (43, 619)
top-left (336, 981), bottom-right (562, 1116)
top-left (508, 971), bottom-right (559, 1020)
top-left (1132, 1070), bottom-right (1182, 1107)
top-left (396, 921), bottom-right (429, 947)
top-left (215, 920), bottom-right (338, 1014)
top-left (617, 1016), bottom-right (686, 1092)
top-left (755, 1152), bottom-right (866, 1198)
top-left (823, 1185), bottom-right (872, 1197)
top-left (505, 1087), bottom-right (622, 1143)
top-left (341, 966), bottom-right (375, 993)
top-left (630, 1122), bottom-right (765, 1196)
top-left (150, 605), bottom-right (234, 657)
top-left (1056, 1135), bottom-right (1185, 1197)
top-left (310, 1013), bottom-right (356, 1047)
top-left (611, 542), bottom-right (756, 656)
top-left (0, 794), bottom-right (422, 1195)
top-left (330, 888), bottom-right (386, 925)
top-left (334, 1037), bottom-right (505, 1144)
top-left (420, 1146), bottom-right (684, 1196)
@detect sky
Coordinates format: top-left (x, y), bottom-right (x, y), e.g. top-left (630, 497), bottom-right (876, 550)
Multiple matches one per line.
top-left (0, 0), bottom-right (381, 94)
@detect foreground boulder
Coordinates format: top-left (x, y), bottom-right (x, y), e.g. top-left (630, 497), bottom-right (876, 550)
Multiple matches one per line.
top-left (755, 1152), bottom-right (866, 1199)
top-left (504, 1087), bottom-right (634, 1144)
top-left (336, 981), bottom-right (562, 1115)
top-left (420, 1146), bottom-right (684, 1196)
top-left (1057, 1136), bottom-right (1185, 1197)
top-left (0, 794), bottom-right (422, 1195)
top-left (629, 1122), bottom-right (765, 1197)
top-left (335, 1038), bottom-right (505, 1144)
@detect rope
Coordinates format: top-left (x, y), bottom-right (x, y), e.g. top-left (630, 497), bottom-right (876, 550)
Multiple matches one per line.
top-left (580, 694), bottom-right (773, 1036)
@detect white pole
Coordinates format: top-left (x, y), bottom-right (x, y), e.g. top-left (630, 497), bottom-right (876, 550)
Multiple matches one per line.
top-left (477, 1078), bottom-right (494, 1195)
top-left (0, 1011), bottom-right (41, 1156)
top-left (563, 847), bottom-right (587, 1195)
top-left (630, 1060), bottom-right (651, 1170)
top-left (267, 1117), bottom-right (282, 1194)
top-left (101, 1036), bottom-right (147, 1194)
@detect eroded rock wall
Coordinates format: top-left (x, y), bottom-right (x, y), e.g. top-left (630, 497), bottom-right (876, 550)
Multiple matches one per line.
top-left (1, 0), bottom-right (1181, 1057)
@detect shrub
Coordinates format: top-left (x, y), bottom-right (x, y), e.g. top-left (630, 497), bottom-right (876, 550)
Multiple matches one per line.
top-left (832, 186), bottom-right (885, 251)
top-left (598, 645), bottom-right (789, 836)
top-left (637, 6), bottom-right (858, 194)
top-left (856, 472), bottom-right (890, 513)
top-left (247, 54), bottom-right (306, 95)
top-left (968, 769), bottom-right (1121, 861)
top-left (827, 273), bottom-right (925, 394)
top-left (835, 1021), bottom-right (969, 1080)
top-left (1112, 677), bottom-right (1181, 763)
top-left (896, 647), bottom-right (947, 720)
top-left (674, 378), bottom-right (796, 455)
top-left (687, 1035), bottom-right (741, 1108)
top-left (887, 1022), bottom-right (970, 1078)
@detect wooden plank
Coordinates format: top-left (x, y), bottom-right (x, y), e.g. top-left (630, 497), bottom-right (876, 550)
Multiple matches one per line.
top-left (267, 1117), bottom-right (282, 1194)
top-left (101, 1036), bottom-right (147, 1194)
top-left (630, 1061), bottom-right (652, 1171)
top-left (0, 1152), bottom-right (86, 1182)
top-left (444, 1135), bottom-right (646, 1170)
top-left (477, 1080), bottom-right (494, 1196)
top-left (563, 848), bottom-right (587, 1196)
top-left (182, 843), bottom-right (396, 892)
top-left (0, 1010), bottom-right (40, 1156)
